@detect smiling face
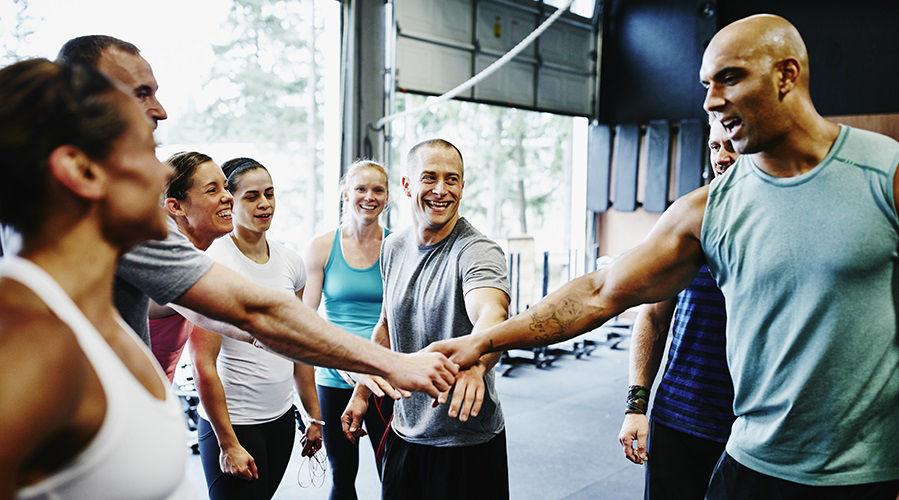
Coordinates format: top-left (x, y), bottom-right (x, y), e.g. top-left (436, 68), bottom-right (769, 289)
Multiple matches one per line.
top-left (402, 145), bottom-right (464, 243)
top-left (232, 167), bottom-right (275, 234)
top-left (99, 94), bottom-right (172, 245)
top-left (343, 166), bottom-right (388, 224)
top-left (177, 161), bottom-right (233, 246)
top-left (708, 119), bottom-right (739, 177)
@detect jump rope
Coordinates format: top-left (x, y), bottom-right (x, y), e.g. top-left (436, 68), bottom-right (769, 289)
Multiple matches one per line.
top-left (296, 395), bottom-right (393, 488)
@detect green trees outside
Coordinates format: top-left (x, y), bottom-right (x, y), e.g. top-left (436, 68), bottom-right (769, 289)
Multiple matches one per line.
top-left (169, 0), bottom-right (329, 248)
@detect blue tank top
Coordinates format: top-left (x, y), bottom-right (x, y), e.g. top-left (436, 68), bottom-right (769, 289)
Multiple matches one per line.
top-left (651, 265), bottom-right (734, 443)
top-left (315, 227), bottom-right (388, 389)
top-left (701, 125), bottom-right (899, 485)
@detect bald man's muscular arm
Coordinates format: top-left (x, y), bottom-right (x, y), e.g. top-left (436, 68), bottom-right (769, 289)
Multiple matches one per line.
top-left (172, 263), bottom-right (456, 397)
top-left (430, 187), bottom-right (709, 368)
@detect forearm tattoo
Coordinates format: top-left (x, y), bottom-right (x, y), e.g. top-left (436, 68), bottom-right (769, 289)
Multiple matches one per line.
top-left (528, 298), bottom-right (582, 346)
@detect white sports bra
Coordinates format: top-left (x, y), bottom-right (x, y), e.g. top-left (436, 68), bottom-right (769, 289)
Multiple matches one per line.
top-left (3, 257), bottom-right (195, 500)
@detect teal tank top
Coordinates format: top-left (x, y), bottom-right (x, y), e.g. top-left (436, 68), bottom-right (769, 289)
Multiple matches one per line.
top-left (701, 125), bottom-right (899, 485)
top-left (315, 227), bottom-right (388, 389)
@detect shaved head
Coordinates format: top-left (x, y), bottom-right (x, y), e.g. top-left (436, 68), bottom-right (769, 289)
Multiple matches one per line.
top-left (699, 15), bottom-right (817, 155)
top-left (704, 14), bottom-right (810, 89)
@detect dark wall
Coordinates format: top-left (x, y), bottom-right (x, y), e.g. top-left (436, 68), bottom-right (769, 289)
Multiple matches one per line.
top-left (718, 1), bottom-right (899, 116)
top-left (598, 0), bottom-right (899, 124)
top-left (598, 0), bottom-right (716, 124)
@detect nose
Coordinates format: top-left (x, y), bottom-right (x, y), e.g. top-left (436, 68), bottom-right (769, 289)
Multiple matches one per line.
top-left (432, 179), bottom-right (447, 196)
top-left (703, 84), bottom-right (725, 113)
top-left (221, 190), bottom-right (233, 204)
top-left (148, 96), bottom-right (168, 124)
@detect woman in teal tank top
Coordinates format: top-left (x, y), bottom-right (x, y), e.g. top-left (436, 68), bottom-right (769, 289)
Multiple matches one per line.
top-left (304, 160), bottom-right (393, 499)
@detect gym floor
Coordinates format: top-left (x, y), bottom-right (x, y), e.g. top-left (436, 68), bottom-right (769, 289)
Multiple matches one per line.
top-left (185, 334), bottom-right (645, 499)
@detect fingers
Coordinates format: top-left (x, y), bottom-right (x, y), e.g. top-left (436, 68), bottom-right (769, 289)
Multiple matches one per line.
top-left (435, 388), bottom-right (449, 406)
top-left (374, 376), bottom-right (403, 400)
top-left (341, 406), bottom-right (367, 444)
top-left (618, 427), bottom-right (639, 464)
top-left (358, 375), bottom-right (385, 398)
top-left (447, 381), bottom-right (464, 419)
top-left (461, 382), bottom-right (484, 421)
top-left (249, 457), bottom-right (259, 480)
top-left (636, 426), bottom-right (649, 463)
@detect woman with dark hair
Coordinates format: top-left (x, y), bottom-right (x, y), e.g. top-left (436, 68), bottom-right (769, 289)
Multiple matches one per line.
top-left (190, 157), bottom-right (323, 500)
top-left (303, 160), bottom-right (394, 499)
top-left (147, 151), bottom-right (234, 382)
top-left (0, 58), bottom-right (192, 498)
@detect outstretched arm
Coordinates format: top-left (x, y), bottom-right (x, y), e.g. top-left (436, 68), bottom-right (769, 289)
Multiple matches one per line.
top-left (617, 299), bottom-right (677, 464)
top-left (438, 286), bottom-right (509, 421)
top-left (172, 263), bottom-right (457, 397)
top-left (430, 186), bottom-right (708, 367)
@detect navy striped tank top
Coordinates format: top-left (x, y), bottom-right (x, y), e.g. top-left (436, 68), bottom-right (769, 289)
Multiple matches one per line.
top-left (651, 265), bottom-right (734, 443)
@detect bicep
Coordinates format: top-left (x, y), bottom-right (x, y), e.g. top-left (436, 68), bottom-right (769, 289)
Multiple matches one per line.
top-left (602, 189), bottom-right (707, 308)
top-left (463, 287), bottom-right (510, 327)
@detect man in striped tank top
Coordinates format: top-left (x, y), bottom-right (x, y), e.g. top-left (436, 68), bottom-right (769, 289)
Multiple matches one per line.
top-left (617, 118), bottom-right (739, 500)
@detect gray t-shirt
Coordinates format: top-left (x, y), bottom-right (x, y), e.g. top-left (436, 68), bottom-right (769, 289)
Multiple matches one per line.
top-left (381, 217), bottom-right (510, 447)
top-left (114, 218), bottom-right (214, 346)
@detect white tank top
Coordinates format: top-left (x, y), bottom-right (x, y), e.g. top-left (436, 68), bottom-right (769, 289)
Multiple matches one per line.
top-left (3, 257), bottom-right (195, 500)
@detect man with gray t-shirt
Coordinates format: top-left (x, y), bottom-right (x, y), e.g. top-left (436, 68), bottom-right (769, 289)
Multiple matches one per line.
top-left (341, 139), bottom-right (511, 499)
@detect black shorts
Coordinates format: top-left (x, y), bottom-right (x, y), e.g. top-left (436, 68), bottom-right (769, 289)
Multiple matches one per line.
top-left (705, 452), bottom-right (899, 500)
top-left (381, 428), bottom-right (509, 500)
top-left (645, 419), bottom-right (726, 500)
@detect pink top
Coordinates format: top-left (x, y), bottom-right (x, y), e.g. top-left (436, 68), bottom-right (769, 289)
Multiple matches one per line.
top-left (149, 314), bottom-right (194, 383)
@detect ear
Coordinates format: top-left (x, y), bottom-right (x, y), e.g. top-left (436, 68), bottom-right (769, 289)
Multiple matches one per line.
top-left (47, 145), bottom-right (106, 200)
top-left (165, 197), bottom-right (185, 217)
top-left (776, 58), bottom-right (800, 98)
top-left (401, 176), bottom-right (412, 198)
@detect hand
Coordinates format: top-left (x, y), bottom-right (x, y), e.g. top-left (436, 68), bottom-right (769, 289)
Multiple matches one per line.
top-left (433, 363), bottom-right (487, 422)
top-left (347, 372), bottom-right (409, 400)
top-left (427, 335), bottom-right (485, 370)
top-left (384, 351), bottom-right (459, 399)
top-left (341, 392), bottom-right (370, 444)
top-left (618, 413), bottom-right (650, 464)
top-left (219, 443), bottom-right (259, 480)
top-left (301, 422), bottom-right (324, 457)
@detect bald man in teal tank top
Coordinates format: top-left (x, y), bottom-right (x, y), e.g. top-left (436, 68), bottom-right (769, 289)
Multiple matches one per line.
top-left (430, 15), bottom-right (899, 499)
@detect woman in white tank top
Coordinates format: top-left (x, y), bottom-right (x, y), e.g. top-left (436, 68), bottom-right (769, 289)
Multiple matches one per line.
top-left (0, 59), bottom-right (194, 499)
top-left (189, 157), bottom-right (323, 499)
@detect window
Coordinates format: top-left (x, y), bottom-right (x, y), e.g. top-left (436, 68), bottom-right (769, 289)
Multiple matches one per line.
top-left (1, 0), bottom-right (341, 253)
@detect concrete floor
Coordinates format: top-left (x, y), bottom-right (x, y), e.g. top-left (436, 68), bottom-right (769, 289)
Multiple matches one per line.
top-left (185, 335), bottom-right (645, 499)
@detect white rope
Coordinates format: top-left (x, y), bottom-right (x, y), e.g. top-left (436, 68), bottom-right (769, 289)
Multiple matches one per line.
top-left (374, 0), bottom-right (575, 129)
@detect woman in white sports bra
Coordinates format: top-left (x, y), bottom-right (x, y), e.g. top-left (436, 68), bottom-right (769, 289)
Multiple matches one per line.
top-left (0, 59), bottom-right (194, 499)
